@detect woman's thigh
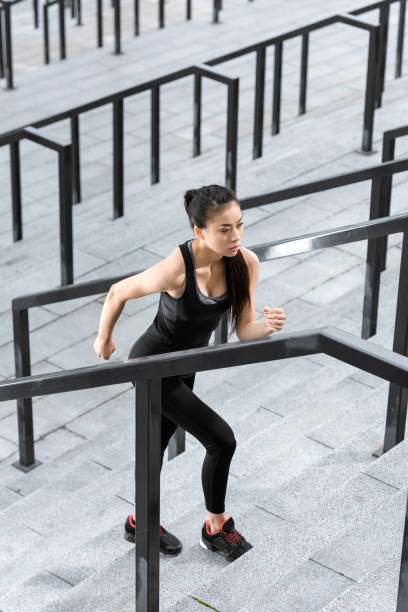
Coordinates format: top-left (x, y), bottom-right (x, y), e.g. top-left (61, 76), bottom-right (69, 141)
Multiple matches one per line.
top-left (161, 376), bottom-right (236, 452)
top-left (127, 332), bottom-right (233, 452)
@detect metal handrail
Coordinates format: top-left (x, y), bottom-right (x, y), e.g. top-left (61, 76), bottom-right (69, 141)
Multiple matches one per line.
top-left (225, 156), bottom-right (408, 342)
top-left (0, 0), bottom-right (256, 87)
top-left (0, 0), bottom-right (25, 88)
top-left (379, 123), bottom-right (408, 268)
top-left (1, 96), bottom-right (406, 294)
top-left (207, 12), bottom-right (382, 155)
top-left (43, 0), bottom-right (66, 64)
top-left (10, 211), bottom-right (408, 470)
top-left (6, 127), bottom-right (73, 282)
top-left (0, 1), bottom-right (405, 260)
top-left (1, 325), bottom-right (408, 609)
top-left (1, 63), bottom-right (239, 285)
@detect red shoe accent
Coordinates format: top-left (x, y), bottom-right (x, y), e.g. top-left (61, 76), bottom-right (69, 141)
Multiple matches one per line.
top-left (206, 516), bottom-right (232, 535)
top-left (129, 515), bottom-right (166, 535)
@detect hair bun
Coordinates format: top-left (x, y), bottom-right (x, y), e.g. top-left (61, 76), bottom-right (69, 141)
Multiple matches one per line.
top-left (184, 189), bottom-right (197, 210)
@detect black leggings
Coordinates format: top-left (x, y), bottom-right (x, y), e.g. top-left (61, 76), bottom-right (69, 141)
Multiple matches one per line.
top-left (128, 332), bottom-right (236, 514)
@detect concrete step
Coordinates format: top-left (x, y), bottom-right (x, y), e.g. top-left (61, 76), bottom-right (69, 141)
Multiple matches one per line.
top-left (320, 557), bottom-right (401, 612)
top-left (2, 411), bottom-right (387, 611)
top-left (0, 351), bottom-right (384, 607)
top-left (169, 453), bottom-right (403, 611)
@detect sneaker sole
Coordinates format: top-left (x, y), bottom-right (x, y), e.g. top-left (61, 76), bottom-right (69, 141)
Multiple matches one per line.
top-left (200, 537), bottom-right (214, 551)
top-left (200, 537), bottom-right (234, 561)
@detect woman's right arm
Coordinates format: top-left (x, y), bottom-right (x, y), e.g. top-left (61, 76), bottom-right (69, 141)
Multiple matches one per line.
top-left (93, 248), bottom-right (184, 360)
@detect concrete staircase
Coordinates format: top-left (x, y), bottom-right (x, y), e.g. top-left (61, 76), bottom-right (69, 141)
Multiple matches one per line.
top-left (0, 0), bottom-right (408, 609)
top-left (0, 272), bottom-right (405, 609)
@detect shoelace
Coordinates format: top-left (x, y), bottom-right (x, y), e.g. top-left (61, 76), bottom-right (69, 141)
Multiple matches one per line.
top-left (224, 528), bottom-right (244, 546)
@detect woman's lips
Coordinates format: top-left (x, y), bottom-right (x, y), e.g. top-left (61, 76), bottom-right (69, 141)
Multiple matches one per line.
top-left (229, 245), bottom-right (240, 250)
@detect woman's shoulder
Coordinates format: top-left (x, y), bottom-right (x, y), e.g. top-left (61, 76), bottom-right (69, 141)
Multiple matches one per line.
top-left (239, 246), bottom-right (259, 266)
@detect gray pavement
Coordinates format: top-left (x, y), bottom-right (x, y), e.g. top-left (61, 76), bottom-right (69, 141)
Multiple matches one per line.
top-left (0, 0), bottom-right (408, 609)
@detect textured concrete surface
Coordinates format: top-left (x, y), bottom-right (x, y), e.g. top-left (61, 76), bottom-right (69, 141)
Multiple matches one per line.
top-left (0, 0), bottom-right (407, 609)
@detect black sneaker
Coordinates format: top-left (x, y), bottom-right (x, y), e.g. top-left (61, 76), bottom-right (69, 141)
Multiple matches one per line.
top-left (200, 516), bottom-right (253, 562)
top-left (124, 514), bottom-right (182, 555)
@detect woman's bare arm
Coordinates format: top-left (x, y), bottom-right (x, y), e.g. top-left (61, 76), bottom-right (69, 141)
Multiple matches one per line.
top-left (94, 248), bottom-right (185, 359)
top-left (111, 247), bottom-right (185, 302)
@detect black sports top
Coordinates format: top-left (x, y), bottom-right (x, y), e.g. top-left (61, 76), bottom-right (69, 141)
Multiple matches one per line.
top-left (147, 238), bottom-right (232, 350)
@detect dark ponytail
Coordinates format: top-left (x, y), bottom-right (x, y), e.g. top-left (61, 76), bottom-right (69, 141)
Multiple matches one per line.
top-left (183, 184), bottom-right (250, 338)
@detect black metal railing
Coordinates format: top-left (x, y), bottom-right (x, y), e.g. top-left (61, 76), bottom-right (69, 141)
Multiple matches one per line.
top-left (43, 0), bottom-right (66, 64)
top-left (1, 324), bottom-right (408, 609)
top-left (207, 12), bottom-right (382, 155)
top-left (0, 0), bottom-right (257, 89)
top-left (1, 2), bottom-right (405, 256)
top-left (0, 0), bottom-right (25, 89)
top-left (4, 126), bottom-right (73, 282)
top-left (2, 112), bottom-right (407, 296)
top-left (379, 123), bottom-right (408, 266)
top-left (0, 63), bottom-right (238, 285)
top-left (213, 156), bottom-right (408, 344)
top-left (10, 211), bottom-right (408, 471)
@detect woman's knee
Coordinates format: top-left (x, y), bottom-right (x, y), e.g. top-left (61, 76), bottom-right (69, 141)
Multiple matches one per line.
top-left (225, 429), bottom-right (237, 456)
top-left (209, 427), bottom-right (236, 457)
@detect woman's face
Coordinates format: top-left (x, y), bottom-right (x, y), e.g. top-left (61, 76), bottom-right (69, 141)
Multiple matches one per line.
top-left (198, 201), bottom-right (244, 257)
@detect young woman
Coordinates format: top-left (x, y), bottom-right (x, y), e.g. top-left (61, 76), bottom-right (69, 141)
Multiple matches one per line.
top-left (93, 184), bottom-right (286, 563)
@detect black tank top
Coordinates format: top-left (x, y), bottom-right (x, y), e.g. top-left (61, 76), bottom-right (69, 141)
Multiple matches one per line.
top-left (147, 238), bottom-right (233, 350)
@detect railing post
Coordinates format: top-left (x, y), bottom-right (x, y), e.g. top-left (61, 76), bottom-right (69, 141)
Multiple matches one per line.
top-left (214, 311), bottom-right (228, 345)
top-left (58, 0), bottom-right (66, 60)
top-left (376, 3), bottom-right (389, 108)
top-left (58, 145), bottom-right (73, 285)
top-left (0, 8), bottom-right (4, 79)
top-left (33, 0), bottom-right (39, 28)
top-left (151, 85), bottom-right (160, 184)
top-left (226, 78), bottom-right (238, 192)
top-left (272, 40), bottom-right (282, 136)
top-left (167, 426), bottom-right (185, 460)
top-left (97, 0), bottom-right (103, 46)
top-left (75, 0), bottom-right (82, 26)
top-left (193, 72), bottom-right (202, 157)
top-left (362, 176), bottom-right (382, 339)
top-left (2, 2), bottom-right (13, 89)
top-left (299, 32), bottom-right (309, 115)
top-left (113, 0), bottom-right (121, 54)
top-left (135, 378), bottom-right (161, 611)
top-left (159, 0), bottom-right (164, 28)
top-left (186, 0), bottom-right (191, 20)
top-left (43, 3), bottom-right (50, 64)
top-left (253, 46), bottom-right (266, 159)
top-left (11, 306), bottom-right (42, 471)
top-left (212, 0), bottom-right (220, 24)
top-left (397, 492), bottom-right (408, 611)
top-left (382, 232), bottom-right (408, 454)
top-left (380, 135), bottom-right (396, 272)
top-left (361, 26), bottom-right (380, 153)
top-left (396, 0), bottom-right (406, 78)
top-left (134, 0), bottom-right (139, 36)
top-left (113, 98), bottom-right (124, 218)
top-left (71, 114), bottom-right (81, 204)
top-left (10, 140), bottom-right (22, 242)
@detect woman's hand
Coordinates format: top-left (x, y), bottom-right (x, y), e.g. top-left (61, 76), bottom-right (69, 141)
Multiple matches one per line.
top-left (93, 336), bottom-right (117, 360)
top-left (263, 307), bottom-right (286, 332)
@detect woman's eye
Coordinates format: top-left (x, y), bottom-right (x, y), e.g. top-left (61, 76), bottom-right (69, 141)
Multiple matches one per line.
top-left (221, 222), bottom-right (244, 234)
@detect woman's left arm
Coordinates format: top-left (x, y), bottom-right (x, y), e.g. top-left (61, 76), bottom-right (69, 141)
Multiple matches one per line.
top-left (237, 251), bottom-right (286, 341)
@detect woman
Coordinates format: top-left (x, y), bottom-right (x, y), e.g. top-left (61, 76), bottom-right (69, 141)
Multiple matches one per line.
top-left (93, 184), bottom-right (286, 563)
